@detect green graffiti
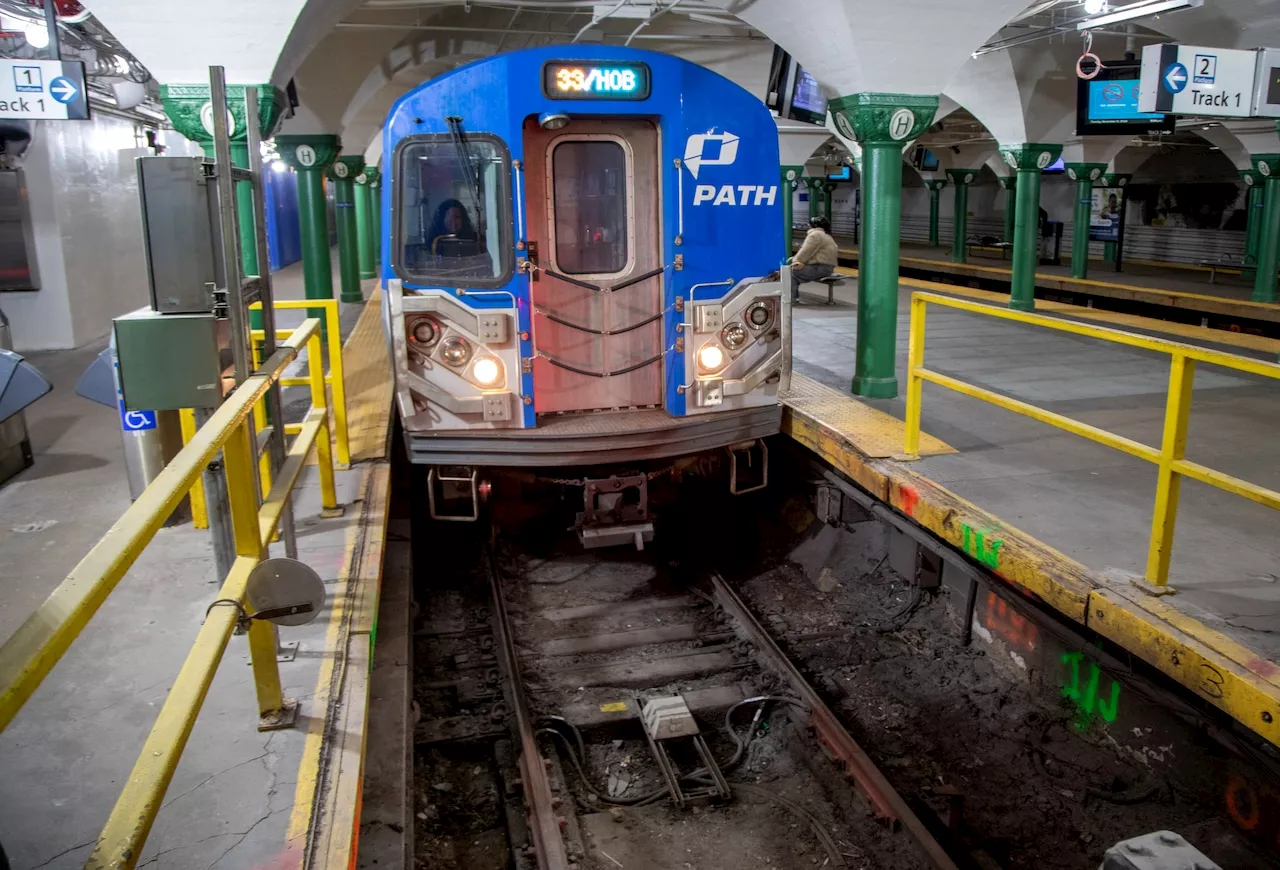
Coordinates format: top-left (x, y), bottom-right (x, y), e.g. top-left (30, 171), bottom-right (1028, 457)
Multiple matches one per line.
top-left (1061, 651), bottom-right (1121, 730)
top-left (961, 523), bottom-right (1003, 569)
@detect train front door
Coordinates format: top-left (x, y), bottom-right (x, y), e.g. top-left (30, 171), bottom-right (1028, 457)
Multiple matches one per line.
top-left (523, 118), bottom-right (663, 414)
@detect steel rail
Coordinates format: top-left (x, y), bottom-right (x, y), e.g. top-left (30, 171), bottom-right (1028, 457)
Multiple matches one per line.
top-left (708, 574), bottom-right (959, 870)
top-left (486, 547), bottom-right (571, 870)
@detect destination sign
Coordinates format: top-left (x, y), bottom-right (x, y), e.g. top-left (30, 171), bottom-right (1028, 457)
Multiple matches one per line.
top-left (542, 61), bottom-right (651, 101)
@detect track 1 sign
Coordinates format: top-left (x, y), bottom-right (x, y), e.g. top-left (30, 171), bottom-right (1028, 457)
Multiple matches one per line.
top-left (0, 59), bottom-right (89, 120)
top-left (1139, 44), bottom-right (1256, 117)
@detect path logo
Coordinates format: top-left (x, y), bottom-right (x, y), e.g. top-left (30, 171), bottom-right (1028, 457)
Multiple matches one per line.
top-left (683, 131), bottom-right (739, 179)
top-left (684, 130), bottom-right (777, 207)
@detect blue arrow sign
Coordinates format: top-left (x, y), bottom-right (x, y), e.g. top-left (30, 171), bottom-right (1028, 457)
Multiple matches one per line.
top-left (1164, 62), bottom-right (1188, 93)
top-left (49, 76), bottom-right (78, 104)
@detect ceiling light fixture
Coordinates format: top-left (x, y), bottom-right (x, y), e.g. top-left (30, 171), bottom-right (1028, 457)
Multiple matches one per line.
top-left (1076, 0), bottom-right (1201, 31)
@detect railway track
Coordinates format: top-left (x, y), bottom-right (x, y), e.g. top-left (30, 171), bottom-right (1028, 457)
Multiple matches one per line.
top-left (411, 528), bottom-right (957, 870)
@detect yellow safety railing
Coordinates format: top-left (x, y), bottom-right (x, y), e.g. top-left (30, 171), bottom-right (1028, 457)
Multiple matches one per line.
top-left (903, 291), bottom-right (1280, 588)
top-left (181, 299), bottom-right (349, 530)
top-left (0, 317), bottom-right (340, 869)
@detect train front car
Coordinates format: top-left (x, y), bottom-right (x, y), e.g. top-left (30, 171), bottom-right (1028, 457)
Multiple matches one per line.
top-left (384, 47), bottom-right (790, 538)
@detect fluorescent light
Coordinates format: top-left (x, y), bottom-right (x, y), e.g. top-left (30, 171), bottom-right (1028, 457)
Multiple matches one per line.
top-left (1084, 0), bottom-right (1106, 14)
top-left (1076, 0), bottom-right (1201, 30)
top-left (24, 21), bottom-right (49, 49)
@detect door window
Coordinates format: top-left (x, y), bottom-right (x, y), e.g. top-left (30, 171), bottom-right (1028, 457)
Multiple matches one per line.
top-left (551, 140), bottom-right (629, 275)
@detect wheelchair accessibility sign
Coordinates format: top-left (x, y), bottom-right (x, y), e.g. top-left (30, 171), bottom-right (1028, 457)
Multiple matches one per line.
top-left (120, 403), bottom-right (158, 432)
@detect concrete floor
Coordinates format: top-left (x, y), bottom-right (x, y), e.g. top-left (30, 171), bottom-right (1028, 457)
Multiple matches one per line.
top-left (0, 252), bottom-right (375, 869)
top-left (822, 236), bottom-right (1270, 305)
top-left (792, 278), bottom-right (1280, 659)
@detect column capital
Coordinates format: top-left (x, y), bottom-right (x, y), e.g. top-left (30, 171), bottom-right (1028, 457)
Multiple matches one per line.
top-left (276, 134), bottom-right (341, 172)
top-left (827, 92), bottom-right (938, 145)
top-left (356, 165), bottom-right (381, 186)
top-left (1240, 168), bottom-right (1264, 186)
top-left (1064, 162), bottom-right (1107, 183)
top-left (997, 176), bottom-right (1017, 191)
top-left (944, 168), bottom-right (981, 185)
top-left (1099, 173), bottom-right (1131, 188)
top-left (160, 83), bottom-right (287, 146)
top-left (327, 155), bottom-right (365, 183)
top-left (999, 143), bottom-right (1062, 171)
top-left (923, 179), bottom-right (947, 192)
top-left (1251, 153), bottom-right (1280, 178)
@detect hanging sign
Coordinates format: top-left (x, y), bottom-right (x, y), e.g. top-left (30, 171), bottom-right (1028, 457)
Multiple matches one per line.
top-left (0, 59), bottom-right (89, 120)
top-left (1139, 44), bottom-right (1257, 117)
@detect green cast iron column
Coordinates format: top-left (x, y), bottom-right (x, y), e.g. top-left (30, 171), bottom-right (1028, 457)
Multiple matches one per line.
top-left (1001, 144), bottom-right (1062, 311)
top-left (329, 156), bottom-right (365, 303)
top-left (998, 176), bottom-right (1016, 243)
top-left (805, 178), bottom-right (821, 219)
top-left (1065, 163), bottom-right (1106, 280)
top-left (277, 135), bottom-right (341, 322)
top-left (781, 166), bottom-right (802, 261)
top-left (1251, 155), bottom-right (1280, 302)
top-left (945, 169), bottom-right (977, 264)
top-left (1242, 170), bottom-right (1263, 273)
top-left (924, 179), bottom-right (946, 247)
top-left (354, 167), bottom-right (377, 279)
top-left (822, 181), bottom-right (835, 222)
top-left (828, 93), bottom-right (938, 399)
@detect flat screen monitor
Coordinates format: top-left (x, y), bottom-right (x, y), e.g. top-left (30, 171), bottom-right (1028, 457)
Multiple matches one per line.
top-left (914, 146), bottom-right (939, 172)
top-left (827, 165), bottom-right (851, 181)
top-left (1076, 62), bottom-right (1175, 135)
top-left (789, 67), bottom-right (826, 123)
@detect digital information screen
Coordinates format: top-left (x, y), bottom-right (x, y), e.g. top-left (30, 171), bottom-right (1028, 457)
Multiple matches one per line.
top-left (542, 61), bottom-right (651, 100)
top-left (1076, 64), bottom-right (1175, 135)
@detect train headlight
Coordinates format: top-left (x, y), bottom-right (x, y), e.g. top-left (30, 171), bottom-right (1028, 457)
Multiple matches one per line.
top-left (472, 357), bottom-right (502, 387)
top-left (746, 302), bottom-right (772, 330)
top-left (721, 323), bottom-right (747, 350)
top-left (440, 337), bottom-right (471, 367)
top-left (539, 112), bottom-right (570, 131)
top-left (407, 315), bottom-right (441, 348)
top-left (697, 344), bottom-right (725, 373)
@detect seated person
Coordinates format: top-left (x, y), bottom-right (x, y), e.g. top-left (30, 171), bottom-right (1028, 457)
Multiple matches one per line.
top-left (788, 216), bottom-right (838, 302)
top-left (428, 199), bottom-right (479, 256)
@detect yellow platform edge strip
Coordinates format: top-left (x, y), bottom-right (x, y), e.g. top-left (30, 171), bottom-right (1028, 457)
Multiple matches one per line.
top-left (781, 401), bottom-right (1280, 748)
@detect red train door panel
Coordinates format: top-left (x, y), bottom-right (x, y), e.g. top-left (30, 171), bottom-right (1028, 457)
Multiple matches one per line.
top-left (523, 118), bottom-right (663, 414)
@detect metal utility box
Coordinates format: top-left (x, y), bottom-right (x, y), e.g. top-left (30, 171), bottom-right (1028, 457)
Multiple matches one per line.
top-left (137, 156), bottom-right (223, 314)
top-left (114, 308), bottom-right (224, 410)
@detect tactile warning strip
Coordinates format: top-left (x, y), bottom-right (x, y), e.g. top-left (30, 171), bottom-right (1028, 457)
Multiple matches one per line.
top-left (781, 373), bottom-right (954, 458)
top-left (343, 287), bottom-right (395, 462)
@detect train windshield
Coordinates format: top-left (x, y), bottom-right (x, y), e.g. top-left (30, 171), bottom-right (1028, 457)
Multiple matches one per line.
top-left (396, 134), bottom-right (511, 287)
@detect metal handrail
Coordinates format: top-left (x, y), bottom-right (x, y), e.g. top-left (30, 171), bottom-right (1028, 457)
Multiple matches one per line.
top-left (903, 291), bottom-right (1280, 587)
top-left (0, 317), bottom-right (339, 870)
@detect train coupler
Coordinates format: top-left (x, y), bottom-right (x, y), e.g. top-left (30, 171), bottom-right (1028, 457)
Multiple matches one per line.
top-left (577, 473), bottom-right (653, 550)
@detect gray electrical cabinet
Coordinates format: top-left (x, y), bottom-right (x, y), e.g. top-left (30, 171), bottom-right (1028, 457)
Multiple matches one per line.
top-left (114, 308), bottom-right (225, 410)
top-left (137, 156), bottom-right (224, 314)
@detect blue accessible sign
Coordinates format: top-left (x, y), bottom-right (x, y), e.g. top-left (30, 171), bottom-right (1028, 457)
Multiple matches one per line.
top-left (119, 403), bottom-right (158, 432)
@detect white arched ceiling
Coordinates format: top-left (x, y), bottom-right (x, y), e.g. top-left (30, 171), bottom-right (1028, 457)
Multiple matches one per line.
top-left (777, 118), bottom-right (838, 167)
top-left (1187, 126), bottom-right (1252, 170)
top-left (1062, 136), bottom-right (1133, 168)
top-left (935, 144), bottom-right (997, 172)
top-left (340, 53), bottom-right (488, 153)
top-left (715, 0), bottom-right (1030, 95)
top-left (1144, 0), bottom-right (1280, 52)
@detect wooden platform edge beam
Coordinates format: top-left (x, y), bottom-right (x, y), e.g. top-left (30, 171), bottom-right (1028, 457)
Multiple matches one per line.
top-left (781, 401), bottom-right (1280, 749)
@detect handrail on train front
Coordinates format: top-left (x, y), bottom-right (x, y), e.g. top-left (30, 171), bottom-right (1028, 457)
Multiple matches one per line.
top-left (902, 291), bottom-right (1280, 588)
top-left (0, 317), bottom-right (340, 869)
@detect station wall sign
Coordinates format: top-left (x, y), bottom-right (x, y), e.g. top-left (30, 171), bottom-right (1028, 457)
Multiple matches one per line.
top-left (0, 59), bottom-right (89, 121)
top-left (1139, 44), bottom-right (1266, 118)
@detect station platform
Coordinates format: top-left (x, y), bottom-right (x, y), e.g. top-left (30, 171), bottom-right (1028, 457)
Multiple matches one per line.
top-left (0, 256), bottom-right (394, 869)
top-left (819, 237), bottom-right (1280, 331)
top-left (785, 270), bottom-right (1280, 748)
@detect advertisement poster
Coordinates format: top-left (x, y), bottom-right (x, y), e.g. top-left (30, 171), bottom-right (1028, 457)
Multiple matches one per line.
top-left (1089, 187), bottom-right (1123, 242)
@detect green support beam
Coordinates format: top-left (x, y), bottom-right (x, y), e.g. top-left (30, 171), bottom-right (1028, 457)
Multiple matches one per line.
top-left (328, 156), bottom-right (365, 303)
top-left (277, 135), bottom-right (341, 324)
top-left (1252, 154), bottom-right (1280, 303)
top-left (781, 166), bottom-right (802, 261)
top-left (945, 169), bottom-right (979, 264)
top-left (1242, 170), bottom-right (1264, 274)
top-left (924, 179), bottom-right (946, 247)
top-left (829, 92), bottom-right (938, 399)
top-left (998, 176), bottom-right (1016, 244)
top-left (1000, 144), bottom-right (1062, 311)
top-left (354, 166), bottom-right (379, 280)
top-left (1065, 163), bottom-right (1106, 280)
